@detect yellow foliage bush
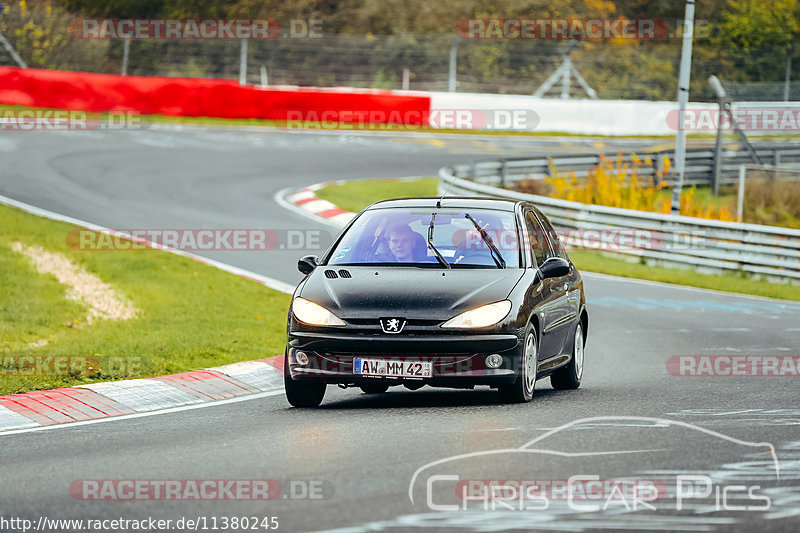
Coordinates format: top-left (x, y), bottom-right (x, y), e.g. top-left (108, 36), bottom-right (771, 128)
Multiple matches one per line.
top-left (536, 153), bottom-right (735, 221)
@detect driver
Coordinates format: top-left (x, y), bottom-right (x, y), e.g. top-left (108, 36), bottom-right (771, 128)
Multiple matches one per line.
top-left (387, 225), bottom-right (421, 262)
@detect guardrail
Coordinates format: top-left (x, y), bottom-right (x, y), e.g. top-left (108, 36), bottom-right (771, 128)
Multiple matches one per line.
top-left (439, 166), bottom-right (800, 283)
top-left (453, 145), bottom-right (800, 187)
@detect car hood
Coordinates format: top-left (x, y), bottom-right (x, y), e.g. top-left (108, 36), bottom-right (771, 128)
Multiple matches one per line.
top-left (299, 266), bottom-right (524, 321)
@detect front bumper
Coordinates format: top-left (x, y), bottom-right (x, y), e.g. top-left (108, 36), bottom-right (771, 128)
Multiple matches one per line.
top-left (289, 331), bottom-right (519, 355)
top-left (286, 330), bottom-right (521, 387)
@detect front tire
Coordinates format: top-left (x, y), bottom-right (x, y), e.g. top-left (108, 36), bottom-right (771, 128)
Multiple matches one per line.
top-left (499, 325), bottom-right (537, 403)
top-left (284, 356), bottom-right (326, 407)
top-left (551, 322), bottom-right (584, 390)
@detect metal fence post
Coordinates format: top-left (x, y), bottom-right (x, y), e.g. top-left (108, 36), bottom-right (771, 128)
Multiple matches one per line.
top-left (711, 100), bottom-right (724, 196)
top-left (448, 37), bottom-right (460, 92)
top-left (737, 165), bottom-right (746, 222)
top-left (121, 38), bottom-right (130, 76)
top-left (239, 39), bottom-right (248, 85)
top-left (499, 160), bottom-right (507, 188)
top-left (0, 27), bottom-right (26, 68)
top-left (260, 65), bottom-right (268, 87)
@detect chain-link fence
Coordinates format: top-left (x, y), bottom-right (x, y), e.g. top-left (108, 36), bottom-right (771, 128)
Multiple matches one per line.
top-left (721, 81), bottom-right (800, 102)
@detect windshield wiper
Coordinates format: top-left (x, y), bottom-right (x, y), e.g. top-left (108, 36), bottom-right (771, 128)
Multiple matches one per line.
top-left (427, 213), bottom-right (451, 269)
top-left (464, 213), bottom-right (506, 269)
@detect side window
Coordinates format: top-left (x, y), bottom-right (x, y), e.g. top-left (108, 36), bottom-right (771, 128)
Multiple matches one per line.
top-left (535, 209), bottom-right (568, 260)
top-left (524, 211), bottom-right (548, 267)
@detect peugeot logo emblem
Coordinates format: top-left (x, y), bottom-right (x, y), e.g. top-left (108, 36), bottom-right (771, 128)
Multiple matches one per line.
top-left (380, 317), bottom-right (406, 334)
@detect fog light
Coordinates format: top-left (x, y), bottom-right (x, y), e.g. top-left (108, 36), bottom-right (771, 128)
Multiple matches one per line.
top-left (296, 351), bottom-right (309, 366)
top-left (485, 354), bottom-right (503, 369)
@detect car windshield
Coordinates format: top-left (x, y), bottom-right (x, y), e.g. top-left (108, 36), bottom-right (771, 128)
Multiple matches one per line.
top-left (327, 207), bottom-right (519, 268)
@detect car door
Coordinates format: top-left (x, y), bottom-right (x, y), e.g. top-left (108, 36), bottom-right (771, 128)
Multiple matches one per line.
top-left (533, 208), bottom-right (579, 356)
top-left (522, 209), bottom-right (561, 361)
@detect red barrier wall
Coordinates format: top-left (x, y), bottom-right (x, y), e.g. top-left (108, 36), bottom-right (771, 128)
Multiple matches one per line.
top-left (0, 67), bottom-right (431, 125)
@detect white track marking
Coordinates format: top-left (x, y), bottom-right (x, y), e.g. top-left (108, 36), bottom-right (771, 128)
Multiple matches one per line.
top-left (0, 390), bottom-right (284, 437)
top-left (0, 405), bottom-right (39, 432)
top-left (0, 194), bottom-right (294, 295)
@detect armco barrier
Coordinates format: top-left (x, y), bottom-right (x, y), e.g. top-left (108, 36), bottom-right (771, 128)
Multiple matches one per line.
top-left (452, 145), bottom-right (800, 187)
top-left (0, 67), bottom-right (430, 123)
top-left (439, 166), bottom-right (800, 283)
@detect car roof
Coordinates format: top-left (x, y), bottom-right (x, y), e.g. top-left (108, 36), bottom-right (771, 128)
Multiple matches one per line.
top-left (366, 197), bottom-right (520, 212)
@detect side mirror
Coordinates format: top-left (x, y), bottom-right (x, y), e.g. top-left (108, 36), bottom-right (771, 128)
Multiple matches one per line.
top-left (540, 257), bottom-right (570, 279)
top-left (298, 255), bottom-right (318, 275)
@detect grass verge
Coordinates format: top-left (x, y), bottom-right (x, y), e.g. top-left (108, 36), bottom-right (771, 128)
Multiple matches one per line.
top-left (568, 251), bottom-right (800, 301)
top-left (314, 177), bottom-right (439, 213)
top-left (0, 204), bottom-right (290, 395)
top-left (313, 178), bottom-right (800, 301)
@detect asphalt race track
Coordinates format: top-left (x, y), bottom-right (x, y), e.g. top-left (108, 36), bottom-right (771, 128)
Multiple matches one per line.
top-left (1, 127), bottom-right (799, 532)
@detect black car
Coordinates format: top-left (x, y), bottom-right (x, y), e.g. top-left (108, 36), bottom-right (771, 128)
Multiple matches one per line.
top-left (284, 197), bottom-right (587, 407)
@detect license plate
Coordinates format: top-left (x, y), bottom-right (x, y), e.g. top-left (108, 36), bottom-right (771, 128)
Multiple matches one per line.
top-left (353, 358), bottom-right (432, 378)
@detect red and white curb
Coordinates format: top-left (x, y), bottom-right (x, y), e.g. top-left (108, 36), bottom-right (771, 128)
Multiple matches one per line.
top-left (0, 357), bottom-right (284, 432)
top-left (1, 178), bottom-right (385, 434)
top-left (0, 193), bottom-right (299, 434)
top-left (282, 181), bottom-right (356, 227)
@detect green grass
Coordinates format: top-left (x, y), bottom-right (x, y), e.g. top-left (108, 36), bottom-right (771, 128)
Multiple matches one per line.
top-left (0, 204), bottom-right (290, 395)
top-left (314, 177), bottom-right (439, 213)
top-left (569, 251), bottom-right (800, 301)
top-left (315, 178), bottom-right (800, 301)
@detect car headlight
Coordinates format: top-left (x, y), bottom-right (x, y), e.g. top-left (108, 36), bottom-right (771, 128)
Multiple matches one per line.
top-left (292, 297), bottom-right (346, 327)
top-left (441, 300), bottom-right (512, 329)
